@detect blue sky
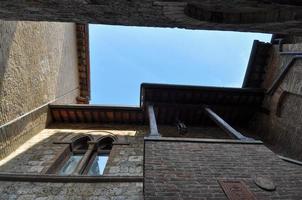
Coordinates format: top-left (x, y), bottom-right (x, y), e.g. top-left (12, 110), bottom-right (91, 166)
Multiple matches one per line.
top-left (89, 24), bottom-right (271, 105)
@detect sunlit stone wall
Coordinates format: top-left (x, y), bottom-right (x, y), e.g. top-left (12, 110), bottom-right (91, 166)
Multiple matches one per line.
top-left (0, 20), bottom-right (79, 160)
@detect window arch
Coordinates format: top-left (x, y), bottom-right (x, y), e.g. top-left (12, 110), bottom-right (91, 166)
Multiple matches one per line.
top-left (84, 137), bottom-right (115, 175)
top-left (46, 134), bottom-right (115, 176)
top-left (71, 134), bottom-right (93, 152)
top-left (58, 135), bottom-right (92, 175)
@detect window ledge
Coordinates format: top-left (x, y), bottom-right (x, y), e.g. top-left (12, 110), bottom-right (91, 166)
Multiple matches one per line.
top-left (0, 173), bottom-right (143, 183)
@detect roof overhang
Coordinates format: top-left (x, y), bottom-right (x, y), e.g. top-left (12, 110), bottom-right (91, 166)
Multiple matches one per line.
top-left (50, 83), bottom-right (265, 126)
top-left (242, 40), bottom-right (271, 88)
top-left (76, 24), bottom-right (91, 104)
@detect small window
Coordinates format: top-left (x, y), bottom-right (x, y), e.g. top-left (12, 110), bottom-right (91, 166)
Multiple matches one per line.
top-left (87, 154), bottom-right (109, 175)
top-left (46, 135), bottom-right (115, 176)
top-left (84, 137), bottom-right (114, 175)
top-left (58, 154), bottom-right (83, 175)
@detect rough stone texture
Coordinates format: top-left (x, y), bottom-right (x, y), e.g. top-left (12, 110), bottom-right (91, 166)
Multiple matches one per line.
top-left (0, 105), bottom-right (50, 160)
top-left (0, 20), bottom-right (79, 161)
top-left (105, 137), bottom-right (144, 176)
top-left (0, 20), bottom-right (79, 126)
top-left (0, 124), bottom-right (146, 176)
top-left (251, 42), bottom-right (302, 161)
top-left (0, 1), bottom-right (302, 34)
top-left (0, 182), bottom-right (143, 200)
top-left (144, 140), bottom-right (302, 200)
top-left (0, 126), bottom-right (65, 173)
top-left (0, 124), bottom-right (145, 199)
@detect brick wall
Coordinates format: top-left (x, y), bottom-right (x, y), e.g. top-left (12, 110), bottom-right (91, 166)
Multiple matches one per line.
top-left (144, 140), bottom-right (302, 200)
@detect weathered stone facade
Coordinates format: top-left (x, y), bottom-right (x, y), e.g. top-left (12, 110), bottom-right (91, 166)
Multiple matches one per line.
top-left (0, 20), bottom-right (80, 160)
top-left (0, 182), bottom-right (143, 200)
top-left (250, 40), bottom-right (302, 160)
top-left (0, 1), bottom-right (302, 34)
top-left (0, 124), bottom-right (146, 175)
top-left (0, 20), bottom-right (79, 125)
top-left (0, 105), bottom-right (50, 160)
top-left (0, 124), bottom-right (145, 199)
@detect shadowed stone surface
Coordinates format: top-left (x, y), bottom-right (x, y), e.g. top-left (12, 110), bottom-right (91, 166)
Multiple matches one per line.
top-left (0, 1), bottom-right (302, 33)
top-left (251, 41), bottom-right (302, 161)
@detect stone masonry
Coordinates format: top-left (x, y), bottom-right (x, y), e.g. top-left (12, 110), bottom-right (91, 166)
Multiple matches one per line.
top-left (0, 20), bottom-right (79, 125)
top-left (0, 182), bottom-right (143, 200)
top-left (0, 20), bottom-right (79, 160)
top-left (0, 124), bottom-right (146, 176)
top-left (0, 124), bottom-right (146, 199)
top-left (251, 40), bottom-right (302, 160)
top-left (0, 1), bottom-right (302, 34)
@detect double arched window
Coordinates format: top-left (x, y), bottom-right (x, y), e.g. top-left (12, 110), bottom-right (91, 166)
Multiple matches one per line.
top-left (46, 134), bottom-right (116, 176)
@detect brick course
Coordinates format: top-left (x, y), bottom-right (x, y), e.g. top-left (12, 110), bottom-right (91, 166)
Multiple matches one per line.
top-left (144, 140), bottom-right (302, 200)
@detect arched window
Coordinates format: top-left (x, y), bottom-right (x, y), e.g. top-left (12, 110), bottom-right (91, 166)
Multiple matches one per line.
top-left (85, 137), bottom-right (115, 175)
top-left (58, 135), bottom-right (92, 175)
top-left (46, 135), bottom-right (115, 176)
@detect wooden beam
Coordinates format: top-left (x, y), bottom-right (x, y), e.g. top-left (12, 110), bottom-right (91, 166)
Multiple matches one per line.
top-left (147, 105), bottom-right (161, 137)
top-left (203, 106), bottom-right (254, 141)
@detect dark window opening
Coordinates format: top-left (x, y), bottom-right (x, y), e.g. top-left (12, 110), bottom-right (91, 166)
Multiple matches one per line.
top-left (46, 135), bottom-right (114, 176)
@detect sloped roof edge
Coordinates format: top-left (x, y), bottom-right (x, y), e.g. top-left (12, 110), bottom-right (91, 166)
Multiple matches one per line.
top-left (76, 23), bottom-right (90, 104)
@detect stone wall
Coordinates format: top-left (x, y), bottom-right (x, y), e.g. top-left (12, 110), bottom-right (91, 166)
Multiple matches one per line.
top-left (251, 42), bottom-right (302, 160)
top-left (0, 105), bottom-right (50, 161)
top-left (144, 140), bottom-right (302, 200)
top-left (0, 124), bottom-right (146, 176)
top-left (0, 20), bottom-right (79, 126)
top-left (0, 1), bottom-right (302, 34)
top-left (0, 124), bottom-right (145, 199)
top-left (0, 182), bottom-right (143, 200)
top-left (0, 20), bottom-right (79, 161)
